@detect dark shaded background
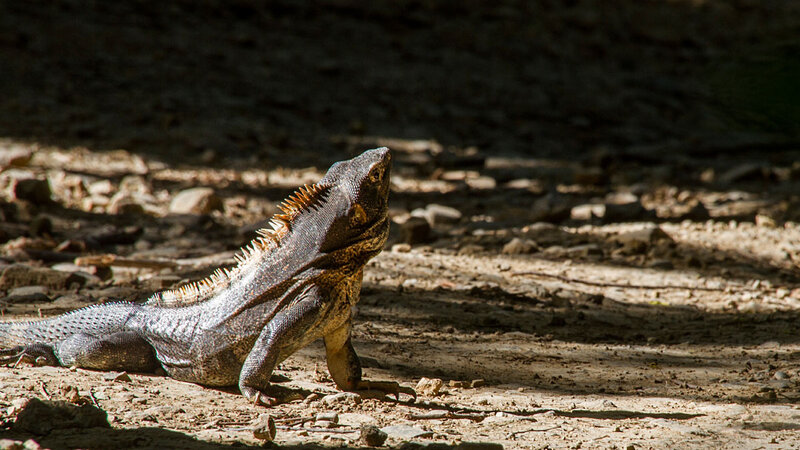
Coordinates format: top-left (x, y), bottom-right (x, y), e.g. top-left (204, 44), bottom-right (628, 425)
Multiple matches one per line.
top-left (1, 0), bottom-right (799, 170)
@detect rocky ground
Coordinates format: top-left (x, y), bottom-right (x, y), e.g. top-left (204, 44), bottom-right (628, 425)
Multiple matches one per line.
top-left (1, 1), bottom-right (800, 449)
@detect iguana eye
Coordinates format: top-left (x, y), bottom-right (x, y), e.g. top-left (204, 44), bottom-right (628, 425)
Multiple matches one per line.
top-left (369, 169), bottom-right (382, 184)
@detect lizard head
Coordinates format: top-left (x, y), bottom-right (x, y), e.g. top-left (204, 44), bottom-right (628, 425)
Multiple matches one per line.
top-left (318, 147), bottom-right (392, 257)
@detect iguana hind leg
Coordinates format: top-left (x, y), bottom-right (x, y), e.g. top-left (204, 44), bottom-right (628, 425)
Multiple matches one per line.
top-left (324, 317), bottom-right (416, 401)
top-left (1, 332), bottom-right (157, 372)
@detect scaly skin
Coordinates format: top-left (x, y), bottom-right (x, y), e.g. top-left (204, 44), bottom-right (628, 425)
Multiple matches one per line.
top-left (0, 148), bottom-right (414, 405)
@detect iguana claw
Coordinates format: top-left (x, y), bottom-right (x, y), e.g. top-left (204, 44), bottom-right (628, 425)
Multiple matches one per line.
top-left (0, 345), bottom-right (58, 367)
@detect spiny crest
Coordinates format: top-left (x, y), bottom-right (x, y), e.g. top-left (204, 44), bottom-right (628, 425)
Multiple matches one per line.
top-left (147, 183), bottom-right (330, 307)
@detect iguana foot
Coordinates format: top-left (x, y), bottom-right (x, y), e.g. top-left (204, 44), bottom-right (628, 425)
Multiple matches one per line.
top-left (0, 344), bottom-right (59, 367)
top-left (356, 380), bottom-right (416, 402)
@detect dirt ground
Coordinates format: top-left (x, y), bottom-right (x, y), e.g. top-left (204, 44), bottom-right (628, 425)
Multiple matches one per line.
top-left (1, 1), bottom-right (800, 449)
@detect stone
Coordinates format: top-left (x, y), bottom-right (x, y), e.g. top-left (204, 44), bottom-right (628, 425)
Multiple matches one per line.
top-left (252, 414), bottom-right (276, 441)
top-left (315, 412), bottom-right (339, 423)
top-left (4, 286), bottom-right (50, 303)
top-left (12, 398), bottom-right (109, 434)
top-left (411, 204), bottom-right (463, 227)
top-left (0, 440), bottom-right (24, 450)
top-left (470, 379), bottom-right (486, 388)
top-left (321, 392), bottom-right (362, 407)
top-left (0, 264), bottom-right (86, 290)
top-left (169, 187), bottom-right (223, 215)
top-left (360, 424), bottom-right (388, 447)
top-left (613, 226), bottom-right (673, 253)
top-left (103, 372), bottom-right (132, 382)
top-left (380, 424), bottom-right (433, 440)
top-left (107, 193), bottom-right (145, 215)
top-left (13, 179), bottom-right (52, 204)
top-left (502, 238), bottom-right (537, 255)
top-left (774, 371), bottom-right (790, 380)
top-left (415, 377), bottom-right (444, 396)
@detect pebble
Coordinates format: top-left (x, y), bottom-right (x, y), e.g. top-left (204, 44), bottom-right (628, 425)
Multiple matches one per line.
top-left (457, 244), bottom-right (485, 256)
top-left (169, 187), bottom-right (223, 215)
top-left (103, 372), bottom-right (132, 382)
top-left (315, 412), bottom-right (339, 423)
top-left (415, 377), bottom-right (444, 396)
top-left (411, 204), bottom-right (463, 227)
top-left (0, 146), bottom-right (32, 168)
top-left (774, 371), bottom-right (790, 380)
top-left (471, 379), bottom-right (486, 388)
top-left (501, 238), bottom-right (537, 255)
top-left (321, 392), bottom-right (362, 407)
top-left (4, 286), bottom-right (50, 303)
top-left (252, 414), bottom-right (276, 441)
top-left (456, 443), bottom-right (504, 450)
top-left (380, 424), bottom-right (433, 440)
top-left (107, 193), bottom-right (146, 215)
top-left (0, 264), bottom-right (86, 290)
top-left (359, 424), bottom-right (388, 447)
top-left (613, 226), bottom-right (672, 253)
top-left (392, 243), bottom-right (412, 253)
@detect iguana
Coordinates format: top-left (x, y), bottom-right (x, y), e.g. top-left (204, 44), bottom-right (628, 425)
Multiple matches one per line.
top-left (0, 147), bottom-right (413, 405)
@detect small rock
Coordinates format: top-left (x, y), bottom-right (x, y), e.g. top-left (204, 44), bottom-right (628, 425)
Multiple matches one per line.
top-left (103, 372), bottom-right (131, 382)
top-left (359, 424), bottom-right (388, 447)
top-left (502, 238), bottom-right (537, 255)
top-left (314, 420), bottom-right (336, 428)
top-left (613, 226), bottom-right (673, 253)
top-left (774, 371), bottom-right (790, 380)
top-left (399, 216), bottom-right (432, 245)
top-left (415, 377), bottom-right (444, 396)
top-left (457, 244), bottom-right (484, 256)
top-left (107, 193), bottom-right (146, 215)
top-left (470, 379), bottom-right (486, 388)
top-left (392, 243), bottom-right (412, 253)
top-left (5, 286), bottom-right (50, 303)
top-left (0, 439), bottom-right (24, 450)
top-left (252, 414), bottom-right (276, 441)
top-left (380, 424), bottom-right (433, 440)
top-left (315, 412), bottom-right (339, 423)
top-left (0, 264), bottom-right (86, 290)
top-left (0, 146), bottom-right (32, 168)
top-left (169, 187), bottom-right (223, 215)
top-left (13, 179), bottom-right (52, 204)
top-left (755, 214), bottom-right (777, 228)
top-left (22, 440), bottom-right (41, 450)
top-left (424, 204), bottom-right (463, 225)
top-left (449, 380), bottom-right (466, 388)
top-left (12, 398), bottom-right (109, 435)
top-left (321, 392), bottom-right (361, 407)
top-left (466, 176), bottom-right (497, 190)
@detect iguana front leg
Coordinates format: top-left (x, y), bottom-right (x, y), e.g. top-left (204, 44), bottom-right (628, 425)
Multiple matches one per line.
top-left (324, 317), bottom-right (415, 401)
top-left (238, 288), bottom-right (323, 406)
